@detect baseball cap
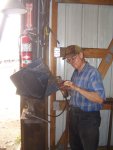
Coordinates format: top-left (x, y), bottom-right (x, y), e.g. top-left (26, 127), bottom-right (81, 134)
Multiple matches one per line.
top-left (60, 45), bottom-right (83, 59)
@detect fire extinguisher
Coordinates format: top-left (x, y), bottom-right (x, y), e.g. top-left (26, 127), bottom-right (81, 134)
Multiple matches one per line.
top-left (20, 33), bottom-right (32, 68)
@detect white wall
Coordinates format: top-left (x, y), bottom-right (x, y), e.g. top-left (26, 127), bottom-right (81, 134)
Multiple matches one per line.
top-left (56, 3), bottom-right (113, 146)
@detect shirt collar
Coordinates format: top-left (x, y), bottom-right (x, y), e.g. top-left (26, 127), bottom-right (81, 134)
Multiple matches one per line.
top-left (76, 61), bottom-right (88, 75)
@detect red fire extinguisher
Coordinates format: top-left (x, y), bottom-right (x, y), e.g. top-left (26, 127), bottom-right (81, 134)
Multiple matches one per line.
top-left (20, 34), bottom-right (32, 68)
top-left (20, 2), bottom-right (33, 68)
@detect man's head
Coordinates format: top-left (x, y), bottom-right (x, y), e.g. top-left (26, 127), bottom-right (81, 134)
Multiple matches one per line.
top-left (62, 45), bottom-right (83, 60)
top-left (61, 45), bottom-right (85, 70)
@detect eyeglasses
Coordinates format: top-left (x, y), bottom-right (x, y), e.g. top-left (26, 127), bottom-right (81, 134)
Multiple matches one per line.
top-left (66, 55), bottom-right (77, 63)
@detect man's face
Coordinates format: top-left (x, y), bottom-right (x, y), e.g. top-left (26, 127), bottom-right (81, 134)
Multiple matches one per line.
top-left (66, 52), bottom-right (84, 70)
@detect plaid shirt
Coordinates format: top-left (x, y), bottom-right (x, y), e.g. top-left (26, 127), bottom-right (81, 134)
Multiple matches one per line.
top-left (70, 62), bottom-right (106, 112)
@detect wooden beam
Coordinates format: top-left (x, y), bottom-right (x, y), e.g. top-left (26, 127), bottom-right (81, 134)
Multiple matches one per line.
top-left (55, 0), bottom-right (113, 5)
top-left (56, 129), bottom-right (68, 148)
top-left (84, 48), bottom-right (110, 58)
top-left (60, 47), bottom-right (110, 58)
top-left (50, 0), bottom-right (58, 150)
top-left (98, 39), bottom-right (113, 79)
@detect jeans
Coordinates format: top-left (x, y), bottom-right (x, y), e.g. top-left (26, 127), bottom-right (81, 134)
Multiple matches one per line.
top-left (69, 107), bottom-right (101, 150)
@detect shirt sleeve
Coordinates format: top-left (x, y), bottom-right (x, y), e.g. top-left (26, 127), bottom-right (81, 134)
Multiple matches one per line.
top-left (88, 69), bottom-right (106, 101)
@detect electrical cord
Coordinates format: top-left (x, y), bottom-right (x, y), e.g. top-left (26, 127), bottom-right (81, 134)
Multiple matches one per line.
top-left (47, 90), bottom-right (69, 118)
top-left (23, 90), bottom-right (69, 123)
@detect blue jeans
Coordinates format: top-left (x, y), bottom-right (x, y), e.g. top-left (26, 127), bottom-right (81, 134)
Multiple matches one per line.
top-left (69, 107), bottom-right (101, 150)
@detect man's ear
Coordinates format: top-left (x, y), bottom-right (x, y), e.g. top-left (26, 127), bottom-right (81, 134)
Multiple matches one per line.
top-left (79, 52), bottom-right (84, 59)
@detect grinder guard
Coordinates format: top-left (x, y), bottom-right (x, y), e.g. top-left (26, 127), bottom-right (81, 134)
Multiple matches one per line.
top-left (10, 57), bottom-right (59, 100)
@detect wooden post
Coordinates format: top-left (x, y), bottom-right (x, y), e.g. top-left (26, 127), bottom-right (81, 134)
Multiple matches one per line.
top-left (50, 0), bottom-right (58, 150)
top-left (98, 39), bottom-right (113, 79)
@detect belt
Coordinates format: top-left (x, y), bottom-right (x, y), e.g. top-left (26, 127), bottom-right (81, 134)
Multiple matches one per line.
top-left (70, 106), bottom-right (83, 112)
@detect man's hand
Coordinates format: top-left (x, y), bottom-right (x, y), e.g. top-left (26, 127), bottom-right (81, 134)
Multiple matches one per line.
top-left (57, 80), bottom-right (69, 98)
top-left (63, 81), bottom-right (78, 90)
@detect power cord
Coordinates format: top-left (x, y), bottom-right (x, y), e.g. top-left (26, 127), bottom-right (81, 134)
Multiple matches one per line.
top-left (23, 90), bottom-right (69, 123)
top-left (47, 91), bottom-right (69, 118)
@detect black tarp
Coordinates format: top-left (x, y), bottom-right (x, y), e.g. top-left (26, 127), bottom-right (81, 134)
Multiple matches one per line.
top-left (10, 57), bottom-right (59, 100)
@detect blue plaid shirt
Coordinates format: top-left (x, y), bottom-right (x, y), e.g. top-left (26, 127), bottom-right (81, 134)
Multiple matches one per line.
top-left (70, 62), bottom-right (106, 112)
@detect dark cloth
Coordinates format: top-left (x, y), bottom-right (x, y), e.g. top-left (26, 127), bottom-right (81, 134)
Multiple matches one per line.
top-left (10, 57), bottom-right (59, 100)
top-left (69, 106), bottom-right (101, 150)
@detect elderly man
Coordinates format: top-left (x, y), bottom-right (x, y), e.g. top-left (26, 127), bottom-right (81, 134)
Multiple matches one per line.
top-left (61, 45), bottom-right (106, 150)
